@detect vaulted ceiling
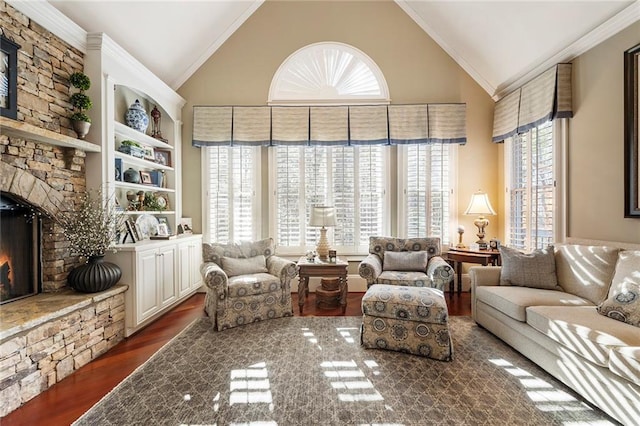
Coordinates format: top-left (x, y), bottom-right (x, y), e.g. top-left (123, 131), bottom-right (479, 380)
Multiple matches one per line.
top-left (43, 0), bottom-right (640, 99)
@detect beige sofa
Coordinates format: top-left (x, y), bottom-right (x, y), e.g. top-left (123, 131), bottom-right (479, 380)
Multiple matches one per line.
top-left (470, 244), bottom-right (640, 426)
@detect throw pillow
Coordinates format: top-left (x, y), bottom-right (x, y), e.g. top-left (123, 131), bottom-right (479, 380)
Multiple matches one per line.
top-left (221, 255), bottom-right (268, 277)
top-left (383, 251), bottom-right (429, 272)
top-left (499, 245), bottom-right (558, 289)
top-left (597, 250), bottom-right (640, 327)
top-left (555, 244), bottom-right (620, 304)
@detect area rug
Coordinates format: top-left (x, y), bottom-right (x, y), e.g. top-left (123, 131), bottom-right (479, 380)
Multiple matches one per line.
top-left (73, 316), bottom-right (617, 425)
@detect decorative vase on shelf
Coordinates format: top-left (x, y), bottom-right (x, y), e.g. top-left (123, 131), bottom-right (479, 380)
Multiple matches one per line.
top-left (125, 99), bottom-right (149, 133)
top-left (72, 120), bottom-right (91, 139)
top-left (67, 255), bottom-right (122, 293)
top-left (123, 167), bottom-right (141, 184)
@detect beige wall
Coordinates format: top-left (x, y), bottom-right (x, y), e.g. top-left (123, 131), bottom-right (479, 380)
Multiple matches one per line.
top-left (178, 0), bottom-right (497, 242)
top-left (570, 21), bottom-right (640, 244)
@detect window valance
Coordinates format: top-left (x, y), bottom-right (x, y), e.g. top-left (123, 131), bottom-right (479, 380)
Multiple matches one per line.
top-left (492, 63), bottom-right (572, 143)
top-left (192, 103), bottom-right (466, 147)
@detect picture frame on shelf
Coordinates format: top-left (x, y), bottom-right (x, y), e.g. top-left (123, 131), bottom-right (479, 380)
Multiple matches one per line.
top-left (139, 170), bottom-right (153, 185)
top-left (178, 217), bottom-right (193, 234)
top-left (156, 223), bottom-right (170, 237)
top-left (1, 35), bottom-right (20, 120)
top-left (154, 149), bottom-right (171, 167)
top-left (124, 219), bottom-right (138, 243)
top-left (157, 216), bottom-right (171, 234)
top-left (142, 145), bottom-right (155, 161)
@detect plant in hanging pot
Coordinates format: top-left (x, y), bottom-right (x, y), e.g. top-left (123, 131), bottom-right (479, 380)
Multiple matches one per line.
top-left (69, 71), bottom-right (93, 139)
top-left (58, 190), bottom-right (126, 293)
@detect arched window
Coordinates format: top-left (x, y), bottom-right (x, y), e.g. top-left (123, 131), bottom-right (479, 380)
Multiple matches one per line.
top-left (268, 42), bottom-right (390, 104)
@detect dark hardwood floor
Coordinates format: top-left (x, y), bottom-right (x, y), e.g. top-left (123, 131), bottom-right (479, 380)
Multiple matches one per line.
top-left (3, 291), bottom-right (471, 426)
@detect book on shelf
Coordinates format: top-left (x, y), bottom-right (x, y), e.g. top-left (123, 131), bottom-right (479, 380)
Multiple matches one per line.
top-left (150, 234), bottom-right (177, 240)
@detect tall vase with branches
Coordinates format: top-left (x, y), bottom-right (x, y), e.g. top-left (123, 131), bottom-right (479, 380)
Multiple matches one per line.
top-left (59, 190), bottom-right (125, 292)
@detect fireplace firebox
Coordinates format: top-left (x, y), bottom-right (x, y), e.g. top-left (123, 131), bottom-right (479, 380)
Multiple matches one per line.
top-left (0, 193), bottom-right (41, 304)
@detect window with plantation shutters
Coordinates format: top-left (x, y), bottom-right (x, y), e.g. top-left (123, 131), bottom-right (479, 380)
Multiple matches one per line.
top-left (272, 145), bottom-right (387, 254)
top-left (204, 146), bottom-right (260, 243)
top-left (507, 120), bottom-right (555, 251)
top-left (399, 144), bottom-right (454, 245)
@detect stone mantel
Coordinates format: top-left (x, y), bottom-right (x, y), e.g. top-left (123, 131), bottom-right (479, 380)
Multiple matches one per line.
top-left (0, 117), bottom-right (101, 153)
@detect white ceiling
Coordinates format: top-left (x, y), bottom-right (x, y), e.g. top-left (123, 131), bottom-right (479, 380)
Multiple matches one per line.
top-left (46, 0), bottom-right (639, 98)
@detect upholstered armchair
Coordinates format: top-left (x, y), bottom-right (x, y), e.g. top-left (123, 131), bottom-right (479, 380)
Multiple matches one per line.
top-left (358, 236), bottom-right (453, 291)
top-left (201, 238), bottom-right (297, 331)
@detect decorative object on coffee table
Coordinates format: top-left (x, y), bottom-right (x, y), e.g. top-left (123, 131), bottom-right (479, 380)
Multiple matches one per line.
top-left (464, 190), bottom-right (496, 249)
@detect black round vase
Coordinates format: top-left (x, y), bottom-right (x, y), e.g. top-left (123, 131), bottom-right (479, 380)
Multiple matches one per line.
top-left (67, 256), bottom-right (122, 293)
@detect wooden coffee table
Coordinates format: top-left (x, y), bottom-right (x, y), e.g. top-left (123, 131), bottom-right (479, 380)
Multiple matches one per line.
top-left (297, 257), bottom-right (348, 314)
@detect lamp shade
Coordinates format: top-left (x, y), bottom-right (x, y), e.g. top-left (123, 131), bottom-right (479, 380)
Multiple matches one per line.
top-left (309, 206), bottom-right (336, 227)
top-left (464, 191), bottom-right (496, 216)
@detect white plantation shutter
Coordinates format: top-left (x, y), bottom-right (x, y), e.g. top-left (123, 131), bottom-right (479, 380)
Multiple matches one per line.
top-left (332, 146), bottom-right (356, 246)
top-left (508, 121), bottom-right (554, 251)
top-left (275, 146), bottom-right (302, 246)
top-left (358, 146), bottom-right (385, 244)
top-left (274, 145), bottom-right (386, 253)
top-left (403, 144), bottom-right (451, 245)
top-left (205, 146), bottom-right (260, 243)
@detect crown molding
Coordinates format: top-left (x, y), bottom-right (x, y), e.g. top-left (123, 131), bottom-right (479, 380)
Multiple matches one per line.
top-left (394, 0), bottom-right (497, 98)
top-left (87, 33), bottom-right (185, 114)
top-left (6, 0), bottom-right (87, 53)
top-left (170, 0), bottom-right (265, 90)
top-left (494, 1), bottom-right (640, 100)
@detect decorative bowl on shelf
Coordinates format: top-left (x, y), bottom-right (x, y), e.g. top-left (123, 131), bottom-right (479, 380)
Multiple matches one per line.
top-left (125, 99), bottom-right (149, 133)
top-left (118, 144), bottom-right (145, 159)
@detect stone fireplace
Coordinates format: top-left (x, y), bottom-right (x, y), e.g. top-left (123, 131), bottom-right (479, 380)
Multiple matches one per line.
top-left (0, 3), bottom-right (126, 418)
top-left (0, 193), bottom-right (41, 304)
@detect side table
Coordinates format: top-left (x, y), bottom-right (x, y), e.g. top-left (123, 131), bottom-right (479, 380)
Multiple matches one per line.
top-left (297, 257), bottom-right (348, 314)
top-left (444, 248), bottom-right (501, 296)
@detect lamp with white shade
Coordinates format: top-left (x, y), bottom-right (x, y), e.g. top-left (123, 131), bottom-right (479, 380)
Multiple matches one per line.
top-left (464, 191), bottom-right (496, 249)
top-left (309, 206), bottom-right (336, 260)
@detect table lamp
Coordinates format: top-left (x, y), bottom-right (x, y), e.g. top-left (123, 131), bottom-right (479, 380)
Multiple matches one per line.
top-left (464, 191), bottom-right (496, 249)
top-left (309, 206), bottom-right (336, 260)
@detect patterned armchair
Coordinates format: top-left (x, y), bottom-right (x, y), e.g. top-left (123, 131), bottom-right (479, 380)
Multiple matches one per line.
top-left (358, 236), bottom-right (454, 291)
top-left (201, 238), bottom-right (297, 331)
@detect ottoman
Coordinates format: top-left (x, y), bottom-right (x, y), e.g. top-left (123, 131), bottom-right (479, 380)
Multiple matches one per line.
top-left (361, 284), bottom-right (453, 361)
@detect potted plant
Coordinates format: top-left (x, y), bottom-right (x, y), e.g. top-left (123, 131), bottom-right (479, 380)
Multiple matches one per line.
top-left (69, 71), bottom-right (92, 139)
top-left (58, 190), bottom-right (125, 293)
top-left (118, 139), bottom-right (145, 158)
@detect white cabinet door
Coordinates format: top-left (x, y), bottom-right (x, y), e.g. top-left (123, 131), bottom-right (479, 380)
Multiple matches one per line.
top-left (137, 248), bottom-right (160, 322)
top-left (190, 238), bottom-right (203, 290)
top-left (177, 242), bottom-right (192, 297)
top-left (159, 244), bottom-right (177, 308)
top-left (178, 237), bottom-right (203, 296)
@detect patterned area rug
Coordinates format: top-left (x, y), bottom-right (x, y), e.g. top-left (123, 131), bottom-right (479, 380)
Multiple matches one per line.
top-left (74, 316), bottom-right (617, 425)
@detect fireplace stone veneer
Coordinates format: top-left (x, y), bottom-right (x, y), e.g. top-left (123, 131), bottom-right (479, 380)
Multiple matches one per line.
top-left (0, 285), bottom-right (127, 417)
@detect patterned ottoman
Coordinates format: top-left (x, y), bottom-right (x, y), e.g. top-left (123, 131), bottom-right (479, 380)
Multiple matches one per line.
top-left (360, 284), bottom-right (453, 361)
